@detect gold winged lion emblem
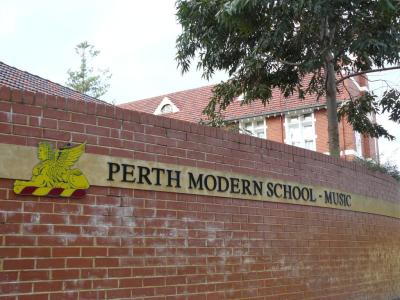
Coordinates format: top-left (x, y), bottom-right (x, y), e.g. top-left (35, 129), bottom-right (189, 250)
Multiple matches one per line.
top-left (13, 142), bottom-right (89, 198)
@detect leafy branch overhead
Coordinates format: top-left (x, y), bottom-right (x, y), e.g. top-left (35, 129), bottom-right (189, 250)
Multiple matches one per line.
top-left (176, 0), bottom-right (400, 156)
top-left (66, 41), bottom-right (112, 99)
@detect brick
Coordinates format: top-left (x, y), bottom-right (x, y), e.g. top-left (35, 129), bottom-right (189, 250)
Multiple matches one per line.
top-left (49, 292), bottom-right (78, 300)
top-left (94, 257), bottom-right (119, 267)
top-left (52, 247), bottom-right (80, 257)
top-left (58, 121), bottom-right (85, 132)
top-left (23, 224), bottom-right (52, 235)
top-left (0, 247), bottom-right (20, 258)
top-left (82, 247), bottom-right (107, 257)
top-left (0, 123), bottom-right (12, 133)
top-left (66, 236), bottom-right (94, 246)
top-left (108, 267), bottom-right (131, 278)
top-left (34, 281), bottom-right (63, 292)
top-left (0, 282), bottom-right (32, 294)
top-left (43, 128), bottom-right (71, 141)
top-left (36, 258), bottom-right (65, 269)
top-left (41, 118), bottom-right (58, 129)
top-left (0, 86), bottom-right (11, 100)
top-left (13, 125), bottom-right (42, 137)
top-left (52, 269), bottom-right (79, 280)
top-left (21, 247), bottom-right (51, 257)
top-left (79, 290), bottom-right (106, 299)
top-left (106, 289), bottom-right (132, 299)
top-left (98, 117), bottom-right (121, 129)
top-left (92, 279), bottom-right (118, 289)
top-left (81, 268), bottom-right (107, 279)
top-left (68, 98), bottom-right (87, 113)
top-left (12, 102), bottom-right (41, 116)
top-left (66, 258), bottom-right (93, 268)
top-left (9, 115), bottom-right (25, 129)
top-left (71, 112), bottom-right (97, 125)
top-left (119, 278), bottom-right (142, 288)
top-left (0, 271), bottom-right (18, 281)
top-left (0, 133), bottom-right (26, 145)
top-left (3, 259), bottom-right (34, 270)
top-left (53, 203), bottom-right (81, 214)
top-left (39, 214), bottom-right (66, 224)
top-left (10, 89), bottom-right (22, 102)
top-left (0, 223), bottom-right (20, 234)
top-left (43, 108), bottom-right (70, 121)
top-left (4, 236), bottom-right (35, 246)
top-left (19, 270), bottom-right (49, 281)
top-left (53, 225), bottom-right (80, 235)
top-left (86, 124), bottom-right (110, 136)
top-left (37, 236), bottom-right (66, 246)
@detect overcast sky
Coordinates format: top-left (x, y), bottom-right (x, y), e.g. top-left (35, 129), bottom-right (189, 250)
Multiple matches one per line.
top-left (1, 0), bottom-right (399, 165)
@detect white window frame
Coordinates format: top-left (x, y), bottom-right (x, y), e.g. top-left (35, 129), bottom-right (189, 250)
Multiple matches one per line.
top-left (354, 131), bottom-right (363, 157)
top-left (154, 97), bottom-right (179, 115)
top-left (350, 76), bottom-right (369, 92)
top-left (284, 112), bottom-right (317, 151)
top-left (236, 93), bottom-right (244, 101)
top-left (239, 118), bottom-right (267, 139)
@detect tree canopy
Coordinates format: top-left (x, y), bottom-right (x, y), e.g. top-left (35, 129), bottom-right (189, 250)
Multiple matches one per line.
top-left (66, 41), bottom-right (112, 99)
top-left (176, 0), bottom-right (400, 157)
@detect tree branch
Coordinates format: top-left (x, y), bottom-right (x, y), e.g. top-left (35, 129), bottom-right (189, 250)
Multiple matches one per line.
top-left (336, 66), bottom-right (400, 84)
top-left (276, 59), bottom-right (302, 66)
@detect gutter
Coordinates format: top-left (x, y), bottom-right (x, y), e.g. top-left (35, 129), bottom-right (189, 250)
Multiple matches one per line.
top-left (225, 101), bottom-right (344, 122)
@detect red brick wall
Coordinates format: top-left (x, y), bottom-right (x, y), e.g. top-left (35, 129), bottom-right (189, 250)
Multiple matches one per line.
top-left (339, 117), bottom-right (357, 159)
top-left (266, 116), bottom-right (284, 143)
top-left (1, 86), bottom-right (399, 300)
top-left (314, 109), bottom-right (329, 154)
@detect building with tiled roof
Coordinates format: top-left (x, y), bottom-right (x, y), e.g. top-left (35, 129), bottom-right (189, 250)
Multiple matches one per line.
top-left (0, 60), bottom-right (378, 161)
top-left (120, 75), bottom-right (379, 161)
top-left (0, 61), bottom-right (106, 104)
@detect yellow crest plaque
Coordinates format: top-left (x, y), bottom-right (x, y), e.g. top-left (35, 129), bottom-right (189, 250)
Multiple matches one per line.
top-left (13, 142), bottom-right (89, 198)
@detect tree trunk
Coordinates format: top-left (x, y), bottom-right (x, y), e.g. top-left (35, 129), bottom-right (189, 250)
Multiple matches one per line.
top-left (325, 53), bottom-right (340, 157)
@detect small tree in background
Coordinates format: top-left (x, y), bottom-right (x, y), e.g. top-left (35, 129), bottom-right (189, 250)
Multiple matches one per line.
top-left (66, 41), bottom-right (111, 99)
top-left (176, 0), bottom-right (400, 157)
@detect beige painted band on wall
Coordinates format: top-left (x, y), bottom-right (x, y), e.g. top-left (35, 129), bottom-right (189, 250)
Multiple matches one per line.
top-left (1, 143), bottom-right (399, 219)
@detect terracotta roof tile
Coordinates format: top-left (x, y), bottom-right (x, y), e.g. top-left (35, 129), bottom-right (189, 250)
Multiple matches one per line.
top-left (0, 61), bottom-right (106, 104)
top-left (120, 75), bottom-right (359, 122)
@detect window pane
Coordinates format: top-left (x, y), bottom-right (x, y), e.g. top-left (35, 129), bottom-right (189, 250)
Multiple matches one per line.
top-left (255, 130), bottom-right (265, 139)
top-left (305, 140), bottom-right (314, 150)
top-left (256, 120), bottom-right (264, 127)
top-left (161, 104), bottom-right (173, 114)
top-left (244, 122), bottom-right (252, 129)
top-left (303, 123), bottom-right (313, 138)
top-left (303, 113), bottom-right (312, 121)
top-left (288, 126), bottom-right (300, 141)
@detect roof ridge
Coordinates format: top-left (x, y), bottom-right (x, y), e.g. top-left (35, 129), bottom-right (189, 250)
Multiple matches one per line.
top-left (122, 84), bottom-right (215, 105)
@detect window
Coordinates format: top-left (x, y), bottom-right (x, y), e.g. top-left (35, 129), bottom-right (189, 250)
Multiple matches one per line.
top-left (240, 119), bottom-right (266, 138)
top-left (160, 104), bottom-right (173, 114)
top-left (285, 113), bottom-right (316, 150)
top-left (154, 97), bottom-right (179, 115)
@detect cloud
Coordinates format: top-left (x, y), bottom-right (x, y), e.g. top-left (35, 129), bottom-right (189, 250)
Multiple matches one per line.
top-left (86, 0), bottom-right (227, 102)
top-left (371, 70), bottom-right (400, 166)
top-left (0, 4), bottom-right (18, 36)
